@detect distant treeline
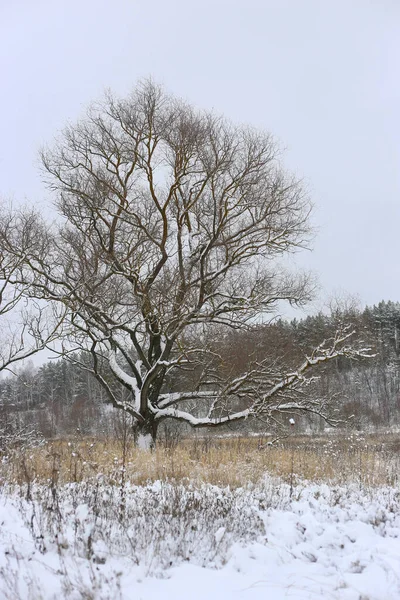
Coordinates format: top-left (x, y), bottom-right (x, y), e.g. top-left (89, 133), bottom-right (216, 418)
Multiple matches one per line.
top-left (1, 300), bottom-right (400, 438)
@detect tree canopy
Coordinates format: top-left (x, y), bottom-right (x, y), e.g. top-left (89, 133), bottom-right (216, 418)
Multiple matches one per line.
top-left (0, 81), bottom-right (372, 445)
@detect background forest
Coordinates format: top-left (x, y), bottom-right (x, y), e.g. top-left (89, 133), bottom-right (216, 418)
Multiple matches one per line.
top-left (2, 300), bottom-right (399, 443)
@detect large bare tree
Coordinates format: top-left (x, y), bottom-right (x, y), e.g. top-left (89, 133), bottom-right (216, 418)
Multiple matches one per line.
top-left (1, 81), bottom-right (371, 445)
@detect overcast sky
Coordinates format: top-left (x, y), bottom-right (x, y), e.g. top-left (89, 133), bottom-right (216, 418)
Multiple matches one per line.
top-left (1, 0), bottom-right (399, 316)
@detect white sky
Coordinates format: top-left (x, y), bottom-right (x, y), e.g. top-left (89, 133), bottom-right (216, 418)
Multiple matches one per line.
top-left (1, 0), bottom-right (399, 316)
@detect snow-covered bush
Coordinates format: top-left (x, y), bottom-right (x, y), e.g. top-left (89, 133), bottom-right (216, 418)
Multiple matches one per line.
top-left (16, 480), bottom-right (267, 571)
top-left (0, 476), bottom-right (400, 599)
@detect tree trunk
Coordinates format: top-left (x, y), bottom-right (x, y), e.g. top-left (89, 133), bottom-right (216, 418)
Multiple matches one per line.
top-left (134, 416), bottom-right (158, 451)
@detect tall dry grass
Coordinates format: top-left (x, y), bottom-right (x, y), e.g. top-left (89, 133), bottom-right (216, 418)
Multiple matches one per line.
top-left (1, 431), bottom-right (399, 489)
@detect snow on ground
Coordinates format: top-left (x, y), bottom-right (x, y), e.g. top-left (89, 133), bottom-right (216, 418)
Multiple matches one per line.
top-left (0, 478), bottom-right (399, 599)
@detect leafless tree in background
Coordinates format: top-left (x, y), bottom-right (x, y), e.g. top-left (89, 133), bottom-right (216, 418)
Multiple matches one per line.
top-left (0, 81), bottom-right (372, 445)
top-left (0, 204), bottom-right (65, 373)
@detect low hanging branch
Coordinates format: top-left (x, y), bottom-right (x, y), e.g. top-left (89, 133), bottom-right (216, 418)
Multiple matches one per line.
top-left (140, 327), bottom-right (374, 428)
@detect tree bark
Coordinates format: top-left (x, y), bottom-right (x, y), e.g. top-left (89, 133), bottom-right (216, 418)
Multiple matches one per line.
top-left (134, 416), bottom-right (159, 450)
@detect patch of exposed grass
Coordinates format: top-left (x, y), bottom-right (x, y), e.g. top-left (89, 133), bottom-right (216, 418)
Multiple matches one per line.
top-left (1, 431), bottom-right (399, 489)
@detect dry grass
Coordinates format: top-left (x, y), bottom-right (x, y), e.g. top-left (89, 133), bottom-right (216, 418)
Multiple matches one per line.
top-left (1, 430), bottom-right (399, 489)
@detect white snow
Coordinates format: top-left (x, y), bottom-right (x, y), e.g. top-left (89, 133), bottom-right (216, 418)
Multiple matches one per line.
top-left (0, 479), bottom-right (399, 599)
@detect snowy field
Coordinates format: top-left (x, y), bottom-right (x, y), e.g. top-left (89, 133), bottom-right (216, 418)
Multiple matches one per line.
top-left (0, 477), bottom-right (399, 599)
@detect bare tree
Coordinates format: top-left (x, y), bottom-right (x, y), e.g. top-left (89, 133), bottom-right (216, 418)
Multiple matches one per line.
top-left (0, 203), bottom-right (65, 373)
top-left (1, 81), bottom-right (372, 446)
